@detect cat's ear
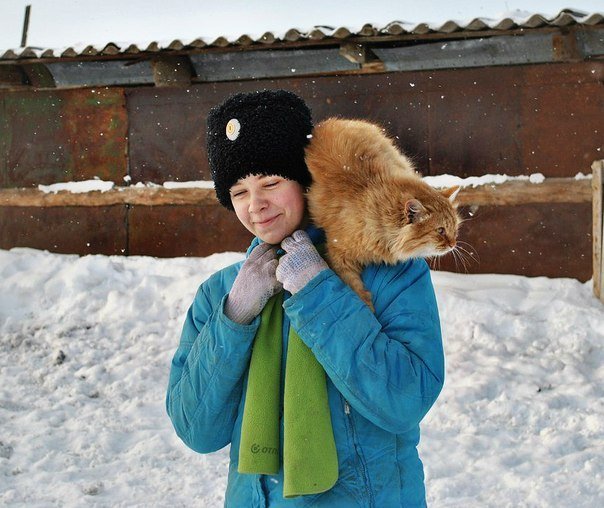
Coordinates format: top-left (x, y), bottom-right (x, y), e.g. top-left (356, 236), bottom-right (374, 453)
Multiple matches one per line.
top-left (441, 186), bottom-right (461, 203)
top-left (405, 199), bottom-right (426, 224)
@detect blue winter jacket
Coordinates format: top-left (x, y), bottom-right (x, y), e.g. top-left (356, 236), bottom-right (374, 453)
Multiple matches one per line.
top-left (166, 228), bottom-right (445, 507)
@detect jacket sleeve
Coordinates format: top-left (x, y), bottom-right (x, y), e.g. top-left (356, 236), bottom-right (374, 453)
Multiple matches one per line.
top-left (283, 258), bottom-right (444, 434)
top-left (166, 274), bottom-right (259, 453)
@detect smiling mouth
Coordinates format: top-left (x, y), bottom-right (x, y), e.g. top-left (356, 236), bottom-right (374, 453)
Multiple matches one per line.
top-left (254, 215), bottom-right (279, 226)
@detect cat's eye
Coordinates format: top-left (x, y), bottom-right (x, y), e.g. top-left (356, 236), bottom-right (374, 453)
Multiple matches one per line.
top-left (437, 227), bottom-right (445, 236)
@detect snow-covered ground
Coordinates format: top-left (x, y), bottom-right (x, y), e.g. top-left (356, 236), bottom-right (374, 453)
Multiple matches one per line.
top-left (0, 248), bottom-right (602, 506)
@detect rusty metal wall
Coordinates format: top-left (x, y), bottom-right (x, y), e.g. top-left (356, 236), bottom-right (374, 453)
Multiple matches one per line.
top-left (0, 60), bottom-right (602, 280)
top-left (0, 88), bottom-right (127, 187)
top-left (124, 61), bottom-right (602, 183)
top-left (0, 205), bottom-right (127, 255)
top-left (128, 204), bottom-right (253, 257)
top-left (433, 203), bottom-right (593, 280)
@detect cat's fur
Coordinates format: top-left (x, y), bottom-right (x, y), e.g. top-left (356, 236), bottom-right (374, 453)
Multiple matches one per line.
top-left (305, 117), bottom-right (461, 310)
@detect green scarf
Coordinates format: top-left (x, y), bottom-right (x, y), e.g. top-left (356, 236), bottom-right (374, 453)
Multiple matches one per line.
top-left (238, 292), bottom-right (339, 498)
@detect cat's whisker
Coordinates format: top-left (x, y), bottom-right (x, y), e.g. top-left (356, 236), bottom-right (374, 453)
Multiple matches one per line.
top-left (450, 248), bottom-right (462, 273)
top-left (459, 247), bottom-right (477, 271)
top-left (451, 245), bottom-right (468, 273)
top-left (457, 250), bottom-right (475, 270)
top-left (427, 255), bottom-right (438, 271)
top-left (456, 241), bottom-right (480, 265)
top-left (451, 246), bottom-right (471, 273)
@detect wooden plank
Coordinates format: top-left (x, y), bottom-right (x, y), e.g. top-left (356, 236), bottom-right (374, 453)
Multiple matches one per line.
top-left (593, 160), bottom-right (604, 300)
top-left (452, 178), bottom-right (593, 206)
top-left (46, 60), bottom-right (153, 87)
top-left (373, 33), bottom-right (556, 72)
top-left (21, 63), bottom-right (55, 87)
top-left (0, 186), bottom-right (219, 207)
top-left (0, 177), bottom-right (592, 207)
top-left (427, 66), bottom-right (523, 177)
top-left (188, 48), bottom-right (358, 81)
top-left (151, 56), bottom-right (194, 87)
top-left (578, 27), bottom-right (604, 57)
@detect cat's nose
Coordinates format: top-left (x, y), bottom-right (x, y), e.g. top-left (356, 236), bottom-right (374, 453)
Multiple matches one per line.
top-left (448, 238), bottom-right (457, 249)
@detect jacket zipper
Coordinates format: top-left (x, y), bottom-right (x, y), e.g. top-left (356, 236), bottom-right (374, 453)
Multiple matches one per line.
top-left (343, 398), bottom-right (375, 507)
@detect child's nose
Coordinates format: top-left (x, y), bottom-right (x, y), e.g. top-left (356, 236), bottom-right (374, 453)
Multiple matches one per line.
top-left (248, 193), bottom-right (268, 213)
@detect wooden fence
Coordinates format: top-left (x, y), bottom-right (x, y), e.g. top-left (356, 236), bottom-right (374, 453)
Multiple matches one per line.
top-left (3, 164), bottom-right (603, 304)
top-left (0, 176), bottom-right (592, 208)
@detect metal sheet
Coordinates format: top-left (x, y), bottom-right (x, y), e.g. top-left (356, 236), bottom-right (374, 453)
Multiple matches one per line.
top-left (0, 205), bottom-right (127, 254)
top-left (127, 77), bottom-right (412, 184)
top-left (127, 86), bottom-right (210, 183)
top-left (126, 62), bottom-right (601, 186)
top-left (431, 202), bottom-right (592, 281)
top-left (127, 204), bottom-right (253, 257)
top-left (519, 63), bottom-right (604, 176)
top-left (302, 73), bottom-right (432, 170)
top-left (425, 66), bottom-right (524, 177)
top-left (1, 88), bottom-right (127, 187)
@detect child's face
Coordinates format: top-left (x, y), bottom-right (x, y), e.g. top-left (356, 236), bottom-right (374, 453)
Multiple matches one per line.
top-left (230, 174), bottom-right (306, 245)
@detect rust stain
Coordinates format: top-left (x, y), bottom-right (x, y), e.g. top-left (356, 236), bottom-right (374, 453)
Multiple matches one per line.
top-left (2, 88), bottom-right (127, 187)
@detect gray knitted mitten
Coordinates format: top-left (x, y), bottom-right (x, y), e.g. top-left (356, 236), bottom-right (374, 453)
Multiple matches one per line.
top-left (276, 230), bottom-right (329, 294)
top-left (224, 242), bottom-right (283, 324)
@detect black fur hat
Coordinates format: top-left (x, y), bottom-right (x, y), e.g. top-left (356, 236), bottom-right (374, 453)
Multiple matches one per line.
top-left (206, 89), bottom-right (313, 210)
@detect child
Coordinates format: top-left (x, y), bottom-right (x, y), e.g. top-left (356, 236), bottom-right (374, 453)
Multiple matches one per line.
top-left (166, 89), bottom-right (444, 507)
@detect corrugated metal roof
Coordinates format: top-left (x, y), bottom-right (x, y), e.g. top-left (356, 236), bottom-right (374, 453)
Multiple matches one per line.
top-left (1, 10), bottom-right (602, 61)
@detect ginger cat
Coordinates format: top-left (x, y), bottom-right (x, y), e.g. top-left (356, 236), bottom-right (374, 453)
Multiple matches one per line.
top-left (305, 117), bottom-right (461, 310)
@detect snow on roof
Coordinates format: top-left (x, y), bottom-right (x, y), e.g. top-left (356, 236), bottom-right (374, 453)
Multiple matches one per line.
top-left (2, 9), bottom-right (602, 61)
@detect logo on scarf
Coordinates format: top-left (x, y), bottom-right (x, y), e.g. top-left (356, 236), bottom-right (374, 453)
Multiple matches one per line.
top-left (251, 443), bottom-right (278, 455)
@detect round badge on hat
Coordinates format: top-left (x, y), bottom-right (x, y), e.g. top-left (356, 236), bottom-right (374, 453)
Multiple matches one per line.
top-left (226, 118), bottom-right (241, 141)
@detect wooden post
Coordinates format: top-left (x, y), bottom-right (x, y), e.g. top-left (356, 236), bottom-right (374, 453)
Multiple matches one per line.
top-left (593, 160), bottom-right (604, 302)
top-left (21, 5), bottom-right (31, 48)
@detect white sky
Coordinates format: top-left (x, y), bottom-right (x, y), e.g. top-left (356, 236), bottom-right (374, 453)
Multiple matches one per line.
top-left (0, 0), bottom-right (602, 51)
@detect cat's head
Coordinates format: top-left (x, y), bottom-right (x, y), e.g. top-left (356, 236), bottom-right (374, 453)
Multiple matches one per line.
top-left (387, 185), bottom-right (461, 260)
